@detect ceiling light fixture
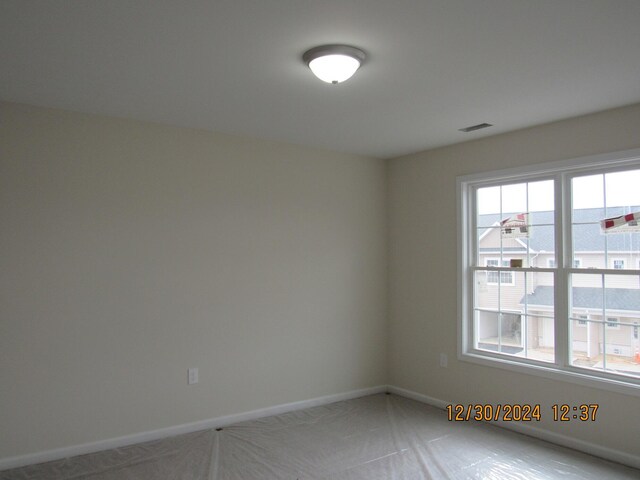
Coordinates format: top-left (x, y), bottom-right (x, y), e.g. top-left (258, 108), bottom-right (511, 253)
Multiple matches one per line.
top-left (303, 45), bottom-right (366, 84)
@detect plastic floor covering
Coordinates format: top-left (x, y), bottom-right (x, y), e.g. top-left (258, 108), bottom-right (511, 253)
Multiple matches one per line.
top-left (2, 393), bottom-right (638, 479)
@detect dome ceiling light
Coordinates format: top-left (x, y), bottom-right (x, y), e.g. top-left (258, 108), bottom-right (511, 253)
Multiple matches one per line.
top-left (302, 45), bottom-right (366, 84)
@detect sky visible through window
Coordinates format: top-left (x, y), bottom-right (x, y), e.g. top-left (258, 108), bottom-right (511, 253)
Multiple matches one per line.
top-left (477, 170), bottom-right (640, 215)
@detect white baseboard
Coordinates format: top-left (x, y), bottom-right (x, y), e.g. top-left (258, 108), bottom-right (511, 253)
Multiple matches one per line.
top-left (386, 385), bottom-right (449, 409)
top-left (0, 385), bottom-right (387, 471)
top-left (387, 384), bottom-right (640, 470)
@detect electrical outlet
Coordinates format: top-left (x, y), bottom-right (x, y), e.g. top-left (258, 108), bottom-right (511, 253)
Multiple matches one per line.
top-left (439, 353), bottom-right (448, 368)
top-left (188, 367), bottom-right (199, 385)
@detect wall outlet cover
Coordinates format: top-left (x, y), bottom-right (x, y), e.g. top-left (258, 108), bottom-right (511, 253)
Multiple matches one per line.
top-left (188, 368), bottom-right (199, 385)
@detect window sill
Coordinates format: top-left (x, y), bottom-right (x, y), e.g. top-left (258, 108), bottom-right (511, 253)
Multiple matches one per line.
top-left (458, 350), bottom-right (640, 398)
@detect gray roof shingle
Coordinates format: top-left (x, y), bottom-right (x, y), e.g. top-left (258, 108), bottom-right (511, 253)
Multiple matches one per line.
top-left (523, 286), bottom-right (640, 311)
top-left (479, 207), bottom-right (640, 253)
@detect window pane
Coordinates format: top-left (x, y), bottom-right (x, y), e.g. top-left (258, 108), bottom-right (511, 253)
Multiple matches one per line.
top-left (572, 174), bottom-right (605, 269)
top-left (572, 174), bottom-right (604, 210)
top-left (501, 183), bottom-right (527, 216)
top-left (475, 270), bottom-right (499, 311)
top-left (603, 324), bottom-right (640, 378)
top-left (569, 273), bottom-right (640, 378)
top-left (523, 271), bottom-right (554, 315)
top-left (528, 180), bottom-right (554, 213)
top-left (476, 311), bottom-right (523, 355)
top-left (500, 270), bottom-right (524, 312)
top-left (572, 223), bottom-right (605, 269)
top-left (476, 228), bottom-right (499, 266)
top-left (476, 181), bottom-right (553, 268)
top-left (475, 270), bottom-right (554, 362)
top-left (475, 269), bottom-right (521, 355)
top-left (525, 224), bottom-right (554, 268)
top-left (605, 169), bottom-right (640, 208)
top-left (606, 233), bottom-right (640, 270)
top-left (569, 273), bottom-right (602, 370)
top-left (571, 319), bottom-right (601, 369)
top-left (521, 271), bottom-right (555, 363)
top-left (521, 315), bottom-right (554, 363)
top-left (477, 186), bottom-right (501, 227)
top-left (574, 169), bottom-right (640, 270)
top-left (572, 320), bottom-right (640, 379)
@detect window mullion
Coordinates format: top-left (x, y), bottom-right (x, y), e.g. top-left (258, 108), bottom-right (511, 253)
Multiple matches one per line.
top-left (555, 173), bottom-right (570, 368)
top-left (466, 185), bottom-right (478, 351)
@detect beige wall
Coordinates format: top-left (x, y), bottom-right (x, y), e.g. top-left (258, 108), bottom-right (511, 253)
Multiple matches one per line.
top-left (388, 103), bottom-right (640, 458)
top-left (0, 102), bottom-right (388, 459)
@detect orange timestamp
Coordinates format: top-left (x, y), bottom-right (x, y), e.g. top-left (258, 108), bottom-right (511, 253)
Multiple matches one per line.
top-left (446, 403), bottom-right (599, 422)
top-left (447, 403), bottom-right (542, 422)
top-left (551, 404), bottom-right (599, 422)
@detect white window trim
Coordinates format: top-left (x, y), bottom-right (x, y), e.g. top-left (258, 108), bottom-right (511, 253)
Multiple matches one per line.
top-left (457, 147), bottom-right (640, 397)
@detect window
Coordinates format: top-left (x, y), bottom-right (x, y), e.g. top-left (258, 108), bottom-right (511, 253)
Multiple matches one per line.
top-left (606, 317), bottom-right (620, 329)
top-left (458, 148), bottom-right (640, 393)
top-left (485, 258), bottom-right (514, 285)
top-left (577, 315), bottom-right (588, 327)
top-left (612, 259), bottom-right (625, 270)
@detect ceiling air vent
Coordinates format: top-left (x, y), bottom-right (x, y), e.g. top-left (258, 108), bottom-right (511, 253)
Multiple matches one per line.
top-left (459, 123), bottom-right (493, 132)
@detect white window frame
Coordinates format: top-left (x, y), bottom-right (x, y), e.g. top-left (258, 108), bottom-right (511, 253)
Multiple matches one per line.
top-left (457, 147), bottom-right (640, 396)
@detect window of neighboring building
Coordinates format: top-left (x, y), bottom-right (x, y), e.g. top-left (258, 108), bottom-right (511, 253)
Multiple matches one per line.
top-left (612, 259), bottom-right (625, 270)
top-left (606, 317), bottom-right (620, 329)
top-left (458, 148), bottom-right (640, 394)
top-left (485, 258), bottom-right (514, 285)
top-left (546, 258), bottom-right (580, 268)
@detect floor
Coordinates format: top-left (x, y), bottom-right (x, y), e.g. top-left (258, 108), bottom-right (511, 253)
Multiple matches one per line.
top-left (1, 394), bottom-right (638, 479)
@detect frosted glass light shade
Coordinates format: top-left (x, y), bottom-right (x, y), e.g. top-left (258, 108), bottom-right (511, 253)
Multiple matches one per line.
top-left (303, 45), bottom-right (366, 84)
top-left (308, 54), bottom-right (360, 84)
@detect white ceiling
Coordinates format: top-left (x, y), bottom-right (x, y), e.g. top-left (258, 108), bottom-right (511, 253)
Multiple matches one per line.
top-left (2, 1), bottom-right (640, 159)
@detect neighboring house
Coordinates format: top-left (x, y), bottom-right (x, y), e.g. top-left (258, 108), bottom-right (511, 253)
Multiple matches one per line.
top-left (477, 207), bottom-right (640, 374)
